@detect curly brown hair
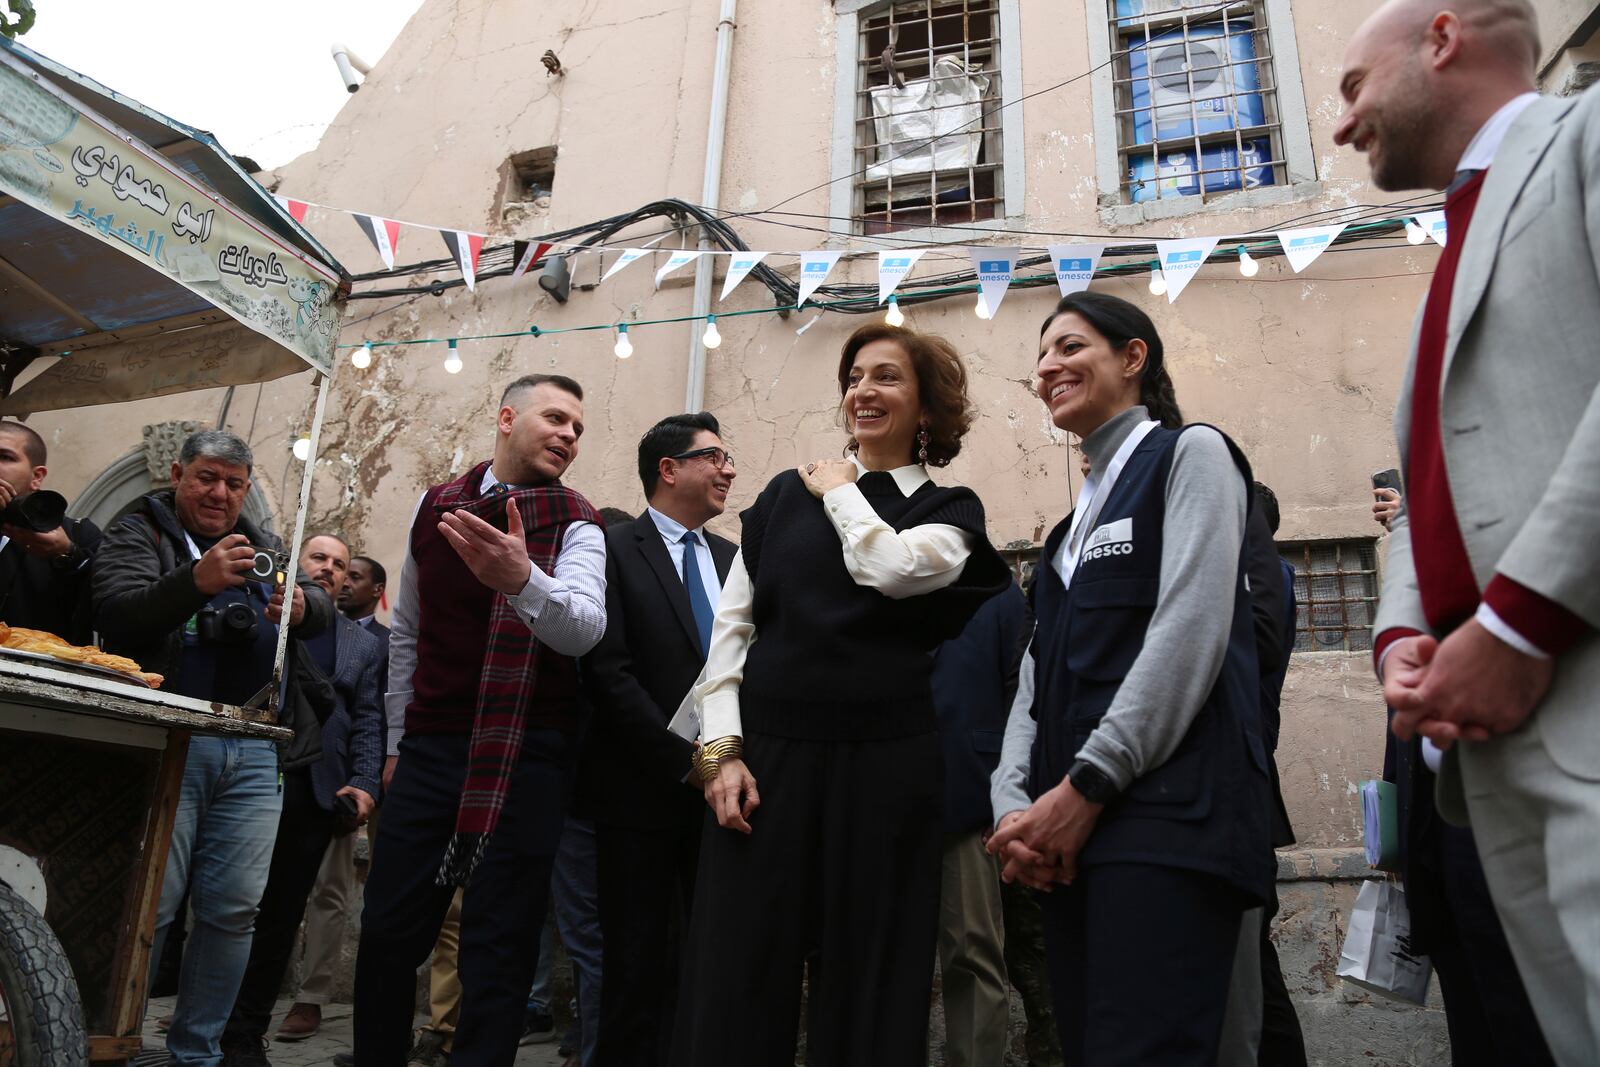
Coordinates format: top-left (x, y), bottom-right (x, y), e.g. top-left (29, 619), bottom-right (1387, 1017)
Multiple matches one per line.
top-left (835, 323), bottom-right (974, 467)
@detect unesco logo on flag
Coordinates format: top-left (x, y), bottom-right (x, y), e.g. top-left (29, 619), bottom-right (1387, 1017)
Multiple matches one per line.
top-left (804, 261), bottom-right (829, 274)
top-left (1058, 258), bottom-right (1092, 272)
top-left (733, 257), bottom-right (755, 269)
top-left (1288, 235), bottom-right (1328, 249)
top-left (884, 257), bottom-right (913, 269)
top-left (978, 259), bottom-right (1010, 279)
top-left (1166, 250), bottom-right (1204, 265)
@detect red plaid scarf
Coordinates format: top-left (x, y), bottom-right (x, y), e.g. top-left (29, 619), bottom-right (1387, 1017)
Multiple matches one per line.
top-left (430, 461), bottom-right (601, 886)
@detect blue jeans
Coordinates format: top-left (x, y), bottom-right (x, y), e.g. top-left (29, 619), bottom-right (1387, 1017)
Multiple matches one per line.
top-left (149, 737), bottom-right (282, 1067)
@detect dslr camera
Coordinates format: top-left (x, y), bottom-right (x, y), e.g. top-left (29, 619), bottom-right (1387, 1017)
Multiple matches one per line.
top-left (195, 601), bottom-right (259, 645)
top-left (0, 489), bottom-right (66, 533)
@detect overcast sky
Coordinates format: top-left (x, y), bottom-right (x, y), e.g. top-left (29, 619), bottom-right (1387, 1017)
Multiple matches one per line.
top-left (25, 0), bottom-right (425, 168)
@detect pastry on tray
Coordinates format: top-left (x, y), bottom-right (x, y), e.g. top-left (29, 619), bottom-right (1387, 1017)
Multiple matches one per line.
top-left (0, 623), bottom-right (164, 688)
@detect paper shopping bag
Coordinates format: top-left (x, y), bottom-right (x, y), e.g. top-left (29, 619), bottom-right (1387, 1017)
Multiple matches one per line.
top-left (1337, 878), bottom-right (1433, 1005)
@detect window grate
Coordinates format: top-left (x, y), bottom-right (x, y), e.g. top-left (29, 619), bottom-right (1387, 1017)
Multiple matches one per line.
top-left (1279, 540), bottom-right (1380, 653)
top-left (1108, 0), bottom-right (1286, 204)
top-left (853, 0), bottom-right (1003, 234)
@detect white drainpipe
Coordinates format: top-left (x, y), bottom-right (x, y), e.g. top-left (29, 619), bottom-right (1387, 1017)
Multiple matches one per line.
top-left (684, 0), bottom-right (738, 413)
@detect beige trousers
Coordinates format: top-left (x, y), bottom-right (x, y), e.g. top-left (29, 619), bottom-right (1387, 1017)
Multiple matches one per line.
top-left (296, 830), bottom-right (359, 1004)
top-left (425, 888), bottom-right (465, 1046)
top-left (937, 830), bottom-right (1010, 1067)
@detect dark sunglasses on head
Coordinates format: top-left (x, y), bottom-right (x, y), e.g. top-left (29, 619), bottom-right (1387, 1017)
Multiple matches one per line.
top-left (669, 446), bottom-right (736, 470)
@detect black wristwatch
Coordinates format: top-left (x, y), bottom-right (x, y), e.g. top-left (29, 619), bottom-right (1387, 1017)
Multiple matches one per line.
top-left (1067, 759), bottom-right (1119, 805)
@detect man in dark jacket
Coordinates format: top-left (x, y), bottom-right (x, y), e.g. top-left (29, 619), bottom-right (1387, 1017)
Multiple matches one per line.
top-left (92, 428), bottom-right (330, 1067)
top-left (222, 533), bottom-right (383, 1067)
top-left (0, 420), bottom-right (101, 643)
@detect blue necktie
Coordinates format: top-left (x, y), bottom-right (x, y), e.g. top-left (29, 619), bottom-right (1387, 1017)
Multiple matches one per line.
top-left (680, 531), bottom-right (714, 658)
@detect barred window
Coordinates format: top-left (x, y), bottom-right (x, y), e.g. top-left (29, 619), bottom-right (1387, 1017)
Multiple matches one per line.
top-left (853, 0), bottom-right (1004, 233)
top-left (1108, 0), bottom-right (1288, 204)
top-left (1279, 540), bottom-right (1380, 653)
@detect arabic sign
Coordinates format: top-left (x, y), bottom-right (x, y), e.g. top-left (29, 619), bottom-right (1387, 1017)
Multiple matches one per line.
top-left (0, 53), bottom-right (339, 375)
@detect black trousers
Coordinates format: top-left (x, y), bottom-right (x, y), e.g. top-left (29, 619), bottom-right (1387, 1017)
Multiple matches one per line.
top-left (1039, 862), bottom-right (1243, 1066)
top-left (671, 730), bottom-right (944, 1067)
top-left (353, 731), bottom-right (569, 1067)
top-left (224, 769), bottom-right (336, 1042)
top-left (594, 803), bottom-right (701, 1067)
top-left (1257, 881), bottom-right (1307, 1067)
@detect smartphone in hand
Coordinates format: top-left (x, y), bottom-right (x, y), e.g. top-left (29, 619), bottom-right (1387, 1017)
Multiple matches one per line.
top-left (1372, 468), bottom-right (1401, 493)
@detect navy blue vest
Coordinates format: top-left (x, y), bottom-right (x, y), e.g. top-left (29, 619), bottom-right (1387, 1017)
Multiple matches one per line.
top-left (1028, 425), bottom-right (1274, 902)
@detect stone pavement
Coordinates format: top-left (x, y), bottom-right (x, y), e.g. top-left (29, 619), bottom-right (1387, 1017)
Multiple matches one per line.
top-left (139, 996), bottom-right (568, 1067)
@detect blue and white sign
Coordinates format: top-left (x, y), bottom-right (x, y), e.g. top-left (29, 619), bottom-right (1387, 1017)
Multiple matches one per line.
top-left (796, 250), bottom-right (845, 307)
top-left (876, 249), bottom-right (926, 304)
top-left (719, 251), bottom-right (769, 301)
top-left (654, 249), bottom-right (704, 289)
top-left (1415, 211), bottom-right (1448, 248)
top-left (602, 247), bottom-right (650, 282)
top-left (1046, 243), bottom-right (1106, 297)
top-left (1153, 237), bottom-right (1219, 303)
top-left (1275, 224), bottom-right (1346, 274)
top-left (967, 246), bottom-right (1021, 317)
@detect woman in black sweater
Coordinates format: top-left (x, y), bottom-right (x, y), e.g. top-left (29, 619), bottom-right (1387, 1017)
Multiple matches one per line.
top-left (671, 323), bottom-right (1009, 1066)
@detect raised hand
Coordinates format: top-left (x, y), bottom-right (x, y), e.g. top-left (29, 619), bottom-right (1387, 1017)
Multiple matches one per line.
top-left (438, 499), bottom-right (534, 595)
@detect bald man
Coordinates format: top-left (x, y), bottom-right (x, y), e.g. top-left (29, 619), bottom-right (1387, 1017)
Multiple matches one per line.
top-left (1338, 0), bottom-right (1600, 1060)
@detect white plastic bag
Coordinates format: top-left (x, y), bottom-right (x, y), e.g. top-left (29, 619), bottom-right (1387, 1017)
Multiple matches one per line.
top-left (1337, 879), bottom-right (1433, 1005)
top-left (866, 56), bottom-right (991, 183)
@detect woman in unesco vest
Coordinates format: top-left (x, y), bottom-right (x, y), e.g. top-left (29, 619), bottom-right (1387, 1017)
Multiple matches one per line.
top-left (672, 323), bottom-right (1009, 1066)
top-left (987, 291), bottom-right (1273, 1064)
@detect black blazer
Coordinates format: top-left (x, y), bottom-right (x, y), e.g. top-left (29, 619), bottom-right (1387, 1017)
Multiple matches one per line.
top-left (578, 514), bottom-right (736, 829)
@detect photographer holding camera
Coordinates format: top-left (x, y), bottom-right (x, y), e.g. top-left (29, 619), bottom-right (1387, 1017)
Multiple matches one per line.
top-left (92, 428), bottom-right (331, 1067)
top-left (0, 420), bottom-right (101, 643)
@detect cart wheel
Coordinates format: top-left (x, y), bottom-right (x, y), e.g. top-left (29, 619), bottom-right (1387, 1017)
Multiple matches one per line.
top-left (0, 880), bottom-right (87, 1067)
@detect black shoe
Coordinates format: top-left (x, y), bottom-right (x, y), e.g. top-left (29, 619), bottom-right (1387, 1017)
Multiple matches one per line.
top-left (331, 1054), bottom-right (354, 1067)
top-left (406, 1030), bottom-right (451, 1067)
top-left (518, 1008), bottom-right (555, 1046)
top-left (220, 1035), bottom-right (271, 1067)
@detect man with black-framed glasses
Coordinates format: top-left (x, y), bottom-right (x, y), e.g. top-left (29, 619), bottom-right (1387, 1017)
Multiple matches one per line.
top-left (576, 412), bottom-right (736, 1066)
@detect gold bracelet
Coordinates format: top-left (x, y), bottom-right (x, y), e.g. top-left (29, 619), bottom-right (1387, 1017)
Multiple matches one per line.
top-left (692, 735), bottom-right (744, 783)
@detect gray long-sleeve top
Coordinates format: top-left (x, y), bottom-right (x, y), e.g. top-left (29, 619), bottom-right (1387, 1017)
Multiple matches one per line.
top-left (990, 405), bottom-right (1247, 823)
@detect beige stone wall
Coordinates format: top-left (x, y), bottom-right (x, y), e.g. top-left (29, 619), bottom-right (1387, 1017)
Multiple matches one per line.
top-left (19, 0), bottom-right (1484, 840)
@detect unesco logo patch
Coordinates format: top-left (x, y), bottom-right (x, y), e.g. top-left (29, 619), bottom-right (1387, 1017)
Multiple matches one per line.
top-left (1081, 517), bottom-right (1134, 563)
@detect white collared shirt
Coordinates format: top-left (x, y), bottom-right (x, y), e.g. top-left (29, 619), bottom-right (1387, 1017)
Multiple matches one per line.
top-left (646, 505), bottom-right (722, 612)
top-left (1456, 91), bottom-right (1540, 173)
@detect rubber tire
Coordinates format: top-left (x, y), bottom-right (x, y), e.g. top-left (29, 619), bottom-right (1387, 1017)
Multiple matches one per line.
top-left (0, 879), bottom-right (88, 1067)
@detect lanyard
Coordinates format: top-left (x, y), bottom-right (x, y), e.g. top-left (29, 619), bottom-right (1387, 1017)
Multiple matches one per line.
top-left (1055, 419), bottom-right (1158, 589)
top-left (182, 530), bottom-right (204, 561)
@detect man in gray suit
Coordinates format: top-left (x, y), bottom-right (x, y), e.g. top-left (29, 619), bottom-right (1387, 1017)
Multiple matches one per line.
top-left (1337, 0), bottom-right (1600, 1059)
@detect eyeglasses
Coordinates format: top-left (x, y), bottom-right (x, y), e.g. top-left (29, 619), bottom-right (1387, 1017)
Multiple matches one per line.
top-left (670, 446), bottom-right (736, 470)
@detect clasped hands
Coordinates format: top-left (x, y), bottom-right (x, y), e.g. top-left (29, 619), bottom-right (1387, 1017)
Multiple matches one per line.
top-left (986, 778), bottom-right (1104, 891)
top-left (1383, 619), bottom-right (1553, 749)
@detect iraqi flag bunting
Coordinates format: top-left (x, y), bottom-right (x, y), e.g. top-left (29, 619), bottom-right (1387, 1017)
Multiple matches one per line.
top-left (602, 248), bottom-right (650, 282)
top-left (655, 249), bottom-right (704, 288)
top-left (877, 249), bottom-right (926, 303)
top-left (796, 251), bottom-right (844, 307)
top-left (352, 213), bottom-right (402, 270)
top-left (511, 240), bottom-right (552, 280)
top-left (1046, 244), bottom-right (1105, 296)
top-left (441, 230), bottom-right (487, 291)
top-left (273, 195), bottom-right (310, 224)
top-left (720, 252), bottom-right (769, 301)
top-left (1275, 224), bottom-right (1345, 273)
top-left (1154, 237), bottom-right (1219, 303)
top-left (968, 247), bottom-right (1021, 317)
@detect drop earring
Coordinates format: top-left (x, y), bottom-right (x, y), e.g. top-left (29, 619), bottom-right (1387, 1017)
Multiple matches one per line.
top-left (917, 425), bottom-right (930, 465)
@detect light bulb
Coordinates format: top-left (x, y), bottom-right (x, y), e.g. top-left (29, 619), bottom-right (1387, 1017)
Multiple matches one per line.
top-left (292, 435), bottom-right (311, 462)
top-left (613, 324), bottom-right (633, 359)
top-left (1148, 269), bottom-right (1168, 296)
top-left (1405, 220), bottom-right (1427, 245)
top-left (443, 339), bottom-right (462, 374)
top-left (352, 342), bottom-right (372, 369)
top-left (884, 295), bottom-right (905, 327)
top-left (974, 294), bottom-right (991, 320)
top-left (1237, 246), bottom-right (1259, 278)
top-left (702, 315), bottom-right (721, 350)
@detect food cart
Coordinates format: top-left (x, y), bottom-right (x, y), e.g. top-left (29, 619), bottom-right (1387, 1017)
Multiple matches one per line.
top-left (0, 38), bottom-right (349, 1067)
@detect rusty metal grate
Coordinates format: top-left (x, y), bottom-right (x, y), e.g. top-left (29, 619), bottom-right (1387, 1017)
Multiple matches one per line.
top-left (854, 0), bottom-right (1003, 234)
top-left (1279, 540), bottom-right (1380, 653)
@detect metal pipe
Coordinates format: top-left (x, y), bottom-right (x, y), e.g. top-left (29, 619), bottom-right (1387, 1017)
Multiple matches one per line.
top-left (684, 0), bottom-right (738, 413)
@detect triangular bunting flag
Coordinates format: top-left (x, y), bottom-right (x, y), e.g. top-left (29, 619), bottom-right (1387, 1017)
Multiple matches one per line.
top-left (1275, 224), bottom-right (1346, 273)
top-left (602, 248), bottom-right (649, 282)
top-left (441, 230), bottom-right (487, 291)
top-left (1046, 244), bottom-right (1105, 296)
top-left (1416, 212), bottom-right (1448, 247)
top-left (796, 251), bottom-right (844, 307)
top-left (352, 213), bottom-right (401, 271)
top-left (655, 249), bottom-right (704, 288)
top-left (511, 240), bottom-right (551, 280)
top-left (968, 247), bottom-right (1021, 317)
top-left (1154, 237), bottom-right (1220, 303)
top-left (720, 252), bottom-right (768, 301)
top-left (273, 195), bottom-right (310, 224)
top-left (877, 249), bottom-right (926, 303)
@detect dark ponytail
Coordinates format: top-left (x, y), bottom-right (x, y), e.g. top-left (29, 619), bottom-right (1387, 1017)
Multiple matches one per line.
top-left (1039, 291), bottom-right (1183, 429)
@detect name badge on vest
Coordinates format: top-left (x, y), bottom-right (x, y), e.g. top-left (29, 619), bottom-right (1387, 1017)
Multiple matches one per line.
top-left (1079, 516), bottom-right (1135, 566)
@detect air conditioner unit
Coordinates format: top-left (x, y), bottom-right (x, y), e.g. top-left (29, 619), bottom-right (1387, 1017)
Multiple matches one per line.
top-left (1127, 23), bottom-right (1266, 144)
